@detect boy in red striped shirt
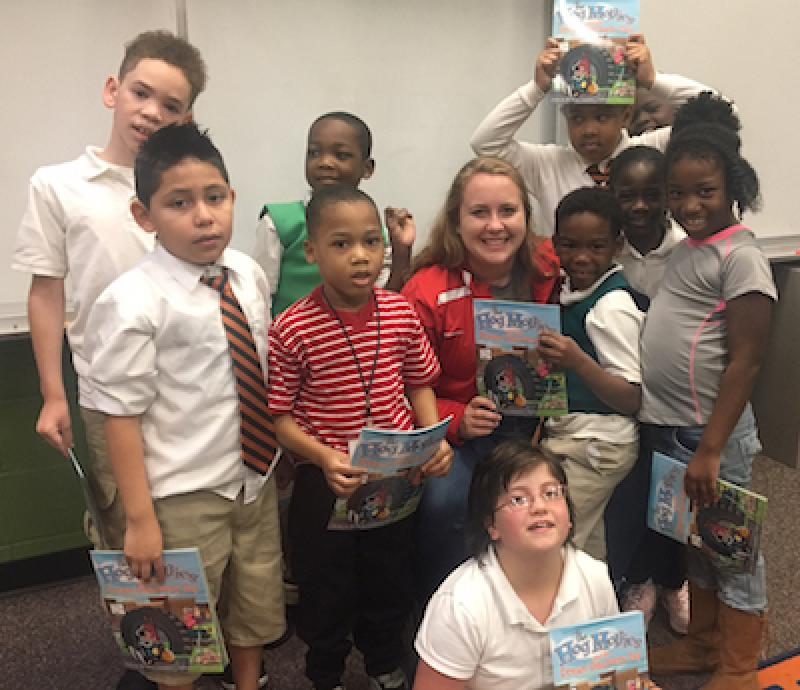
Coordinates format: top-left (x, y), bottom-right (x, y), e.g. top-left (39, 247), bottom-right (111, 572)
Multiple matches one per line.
top-left (268, 186), bottom-right (453, 690)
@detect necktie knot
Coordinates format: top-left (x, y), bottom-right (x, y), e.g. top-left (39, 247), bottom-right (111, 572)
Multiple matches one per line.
top-left (201, 267), bottom-right (228, 294)
top-left (586, 163), bottom-right (609, 187)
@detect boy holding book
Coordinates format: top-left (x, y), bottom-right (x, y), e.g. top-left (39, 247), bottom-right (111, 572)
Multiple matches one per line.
top-left (87, 124), bottom-right (284, 690)
top-left (268, 185), bottom-right (452, 690)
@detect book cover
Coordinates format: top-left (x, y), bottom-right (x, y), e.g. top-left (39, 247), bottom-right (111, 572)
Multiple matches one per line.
top-left (90, 548), bottom-right (227, 674)
top-left (550, 610), bottom-right (650, 689)
top-left (328, 417), bottom-right (452, 530)
top-left (647, 451), bottom-right (767, 574)
top-left (550, 0), bottom-right (639, 105)
top-left (474, 299), bottom-right (567, 417)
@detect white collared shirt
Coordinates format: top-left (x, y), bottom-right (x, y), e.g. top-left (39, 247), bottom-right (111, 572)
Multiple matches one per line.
top-left (470, 73), bottom-right (711, 236)
top-left (415, 545), bottom-right (618, 689)
top-left (13, 146), bottom-right (154, 408)
top-left (86, 245), bottom-right (271, 502)
top-left (617, 220), bottom-right (686, 298)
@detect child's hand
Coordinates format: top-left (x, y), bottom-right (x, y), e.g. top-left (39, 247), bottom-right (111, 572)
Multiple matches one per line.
top-left (385, 207), bottom-right (416, 250)
top-left (124, 515), bottom-right (164, 583)
top-left (36, 399), bottom-right (73, 458)
top-left (322, 450), bottom-right (368, 497)
top-left (626, 34), bottom-right (656, 89)
top-left (460, 396), bottom-right (502, 440)
top-left (535, 37), bottom-right (562, 92)
top-left (685, 447), bottom-right (721, 508)
top-left (537, 330), bottom-right (587, 372)
top-left (421, 440), bottom-right (454, 479)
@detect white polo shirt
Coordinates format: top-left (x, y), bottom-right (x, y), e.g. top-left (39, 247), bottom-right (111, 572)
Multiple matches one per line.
top-left (617, 221), bottom-right (686, 299)
top-left (12, 146), bottom-right (154, 408)
top-left (86, 245), bottom-right (271, 503)
top-left (415, 545), bottom-right (618, 690)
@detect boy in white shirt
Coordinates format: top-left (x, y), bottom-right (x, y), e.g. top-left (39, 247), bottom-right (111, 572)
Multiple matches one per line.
top-left (86, 124), bottom-right (284, 690)
top-left (470, 34), bottom-right (712, 237)
top-left (12, 31), bottom-right (206, 552)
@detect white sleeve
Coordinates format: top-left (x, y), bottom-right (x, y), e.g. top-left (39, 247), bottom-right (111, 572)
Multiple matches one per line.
top-left (414, 587), bottom-right (484, 682)
top-left (469, 80), bottom-right (549, 195)
top-left (252, 211), bottom-right (282, 296)
top-left (87, 279), bottom-right (158, 416)
top-left (12, 172), bottom-right (68, 277)
top-left (585, 290), bottom-right (643, 384)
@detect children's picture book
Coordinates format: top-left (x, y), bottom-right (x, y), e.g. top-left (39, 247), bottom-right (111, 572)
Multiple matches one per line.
top-left (328, 417), bottom-right (451, 530)
top-left (90, 548), bottom-right (227, 674)
top-left (474, 299), bottom-right (567, 417)
top-left (551, 0), bottom-right (639, 104)
top-left (647, 451), bottom-right (767, 574)
top-left (550, 611), bottom-right (650, 689)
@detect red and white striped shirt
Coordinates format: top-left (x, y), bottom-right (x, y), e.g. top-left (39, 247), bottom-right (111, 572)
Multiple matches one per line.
top-left (268, 286), bottom-right (440, 456)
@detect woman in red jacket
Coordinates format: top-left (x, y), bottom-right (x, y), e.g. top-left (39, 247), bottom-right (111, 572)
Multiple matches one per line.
top-left (403, 156), bottom-right (556, 601)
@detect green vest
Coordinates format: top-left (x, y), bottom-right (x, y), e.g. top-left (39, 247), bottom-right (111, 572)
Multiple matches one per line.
top-left (265, 201), bottom-right (320, 317)
top-left (562, 271), bottom-right (637, 415)
top-left (265, 200), bottom-right (392, 317)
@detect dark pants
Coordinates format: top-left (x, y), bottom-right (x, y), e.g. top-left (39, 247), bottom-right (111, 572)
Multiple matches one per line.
top-left (605, 424), bottom-right (686, 594)
top-left (289, 465), bottom-right (414, 690)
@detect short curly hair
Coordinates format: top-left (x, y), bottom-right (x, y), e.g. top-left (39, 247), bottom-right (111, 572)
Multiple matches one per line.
top-left (119, 30), bottom-right (207, 106)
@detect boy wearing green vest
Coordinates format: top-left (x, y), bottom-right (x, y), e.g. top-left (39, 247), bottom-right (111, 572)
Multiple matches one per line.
top-left (536, 187), bottom-right (645, 563)
top-left (253, 111), bottom-right (414, 317)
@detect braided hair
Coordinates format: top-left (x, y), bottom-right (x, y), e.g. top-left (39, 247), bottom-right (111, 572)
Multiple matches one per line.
top-left (665, 92), bottom-right (760, 217)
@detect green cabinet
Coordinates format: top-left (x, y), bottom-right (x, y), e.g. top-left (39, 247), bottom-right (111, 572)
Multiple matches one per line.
top-left (0, 335), bottom-right (89, 563)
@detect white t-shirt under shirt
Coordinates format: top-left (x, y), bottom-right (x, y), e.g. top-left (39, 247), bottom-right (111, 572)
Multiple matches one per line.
top-left (86, 245), bottom-right (271, 503)
top-left (12, 146), bottom-right (154, 409)
top-left (640, 225), bottom-right (777, 426)
top-left (415, 544), bottom-right (618, 690)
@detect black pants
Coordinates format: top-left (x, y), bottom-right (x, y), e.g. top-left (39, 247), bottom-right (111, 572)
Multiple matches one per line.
top-left (605, 424), bottom-right (686, 593)
top-left (289, 465), bottom-right (414, 690)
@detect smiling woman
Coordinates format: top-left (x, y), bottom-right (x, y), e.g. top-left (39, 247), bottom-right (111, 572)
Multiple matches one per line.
top-left (401, 156), bottom-right (557, 603)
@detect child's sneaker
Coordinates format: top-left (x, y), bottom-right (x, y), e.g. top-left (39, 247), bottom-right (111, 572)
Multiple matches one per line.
top-left (661, 580), bottom-right (690, 635)
top-left (368, 668), bottom-right (409, 690)
top-left (621, 579), bottom-right (657, 626)
top-left (217, 659), bottom-right (269, 689)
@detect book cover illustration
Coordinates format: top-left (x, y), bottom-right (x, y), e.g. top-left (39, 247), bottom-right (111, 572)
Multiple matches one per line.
top-left (647, 451), bottom-right (767, 574)
top-left (90, 548), bottom-right (227, 674)
top-left (551, 0), bottom-right (639, 104)
top-left (474, 299), bottom-right (567, 417)
top-left (550, 611), bottom-right (650, 689)
top-left (328, 417), bottom-right (452, 531)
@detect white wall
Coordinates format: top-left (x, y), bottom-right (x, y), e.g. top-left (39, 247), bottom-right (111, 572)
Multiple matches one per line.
top-left (2, 0), bottom-right (798, 323)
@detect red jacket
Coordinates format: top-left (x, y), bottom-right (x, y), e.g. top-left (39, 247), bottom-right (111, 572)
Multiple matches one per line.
top-left (402, 261), bottom-right (555, 444)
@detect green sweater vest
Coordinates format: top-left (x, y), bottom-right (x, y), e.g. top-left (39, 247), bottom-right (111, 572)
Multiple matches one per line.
top-left (265, 201), bottom-right (320, 317)
top-left (562, 271), bottom-right (637, 415)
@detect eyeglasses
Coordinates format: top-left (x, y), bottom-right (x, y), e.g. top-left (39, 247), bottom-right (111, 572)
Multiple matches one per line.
top-left (495, 484), bottom-right (568, 512)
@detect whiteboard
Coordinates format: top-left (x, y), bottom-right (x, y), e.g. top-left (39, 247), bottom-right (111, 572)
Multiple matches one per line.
top-left (3, 0), bottom-right (797, 330)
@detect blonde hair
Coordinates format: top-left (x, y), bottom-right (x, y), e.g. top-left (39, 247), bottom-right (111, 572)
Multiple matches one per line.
top-left (412, 157), bottom-right (534, 298)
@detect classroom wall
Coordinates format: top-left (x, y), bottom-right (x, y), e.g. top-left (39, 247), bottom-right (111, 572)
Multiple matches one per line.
top-left (2, 1), bottom-right (798, 327)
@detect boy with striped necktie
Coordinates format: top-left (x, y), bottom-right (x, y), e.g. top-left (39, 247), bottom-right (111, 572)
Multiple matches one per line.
top-left (86, 123), bottom-right (284, 690)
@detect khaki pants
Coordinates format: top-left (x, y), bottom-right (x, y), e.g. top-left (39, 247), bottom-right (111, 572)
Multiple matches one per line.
top-left (146, 481), bottom-right (286, 685)
top-left (541, 436), bottom-right (637, 560)
top-left (80, 407), bottom-right (126, 549)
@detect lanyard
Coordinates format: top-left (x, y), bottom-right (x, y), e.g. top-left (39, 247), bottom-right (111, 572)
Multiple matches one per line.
top-left (322, 289), bottom-right (381, 424)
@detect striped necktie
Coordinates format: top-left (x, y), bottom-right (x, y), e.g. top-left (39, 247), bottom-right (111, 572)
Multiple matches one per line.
top-left (586, 163), bottom-right (609, 187)
top-left (201, 267), bottom-right (277, 476)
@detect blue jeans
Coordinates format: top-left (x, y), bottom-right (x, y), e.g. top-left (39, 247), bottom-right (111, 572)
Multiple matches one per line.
top-left (644, 404), bottom-right (767, 613)
top-left (414, 435), bottom-right (498, 604)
